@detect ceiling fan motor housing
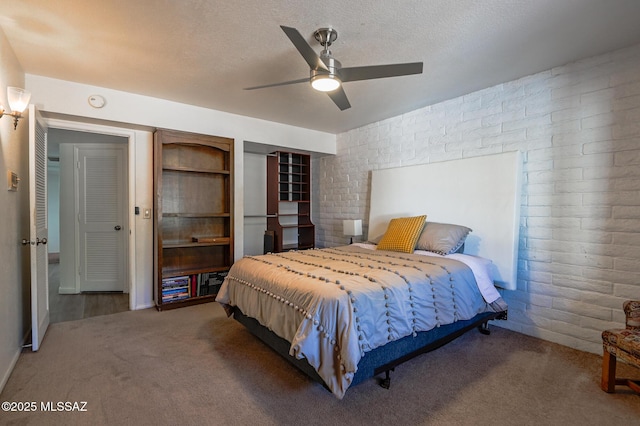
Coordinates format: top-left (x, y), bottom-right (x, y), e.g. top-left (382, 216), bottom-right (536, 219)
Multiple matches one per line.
top-left (310, 53), bottom-right (342, 91)
top-left (315, 53), bottom-right (341, 75)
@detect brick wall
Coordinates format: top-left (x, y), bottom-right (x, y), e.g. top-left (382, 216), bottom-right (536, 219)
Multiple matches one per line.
top-left (314, 43), bottom-right (640, 354)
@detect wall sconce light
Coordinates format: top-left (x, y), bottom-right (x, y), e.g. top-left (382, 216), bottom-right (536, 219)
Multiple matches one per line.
top-left (343, 219), bottom-right (363, 244)
top-left (0, 87), bottom-right (31, 130)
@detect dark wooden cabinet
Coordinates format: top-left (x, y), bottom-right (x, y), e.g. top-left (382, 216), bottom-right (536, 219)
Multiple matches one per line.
top-left (266, 151), bottom-right (314, 252)
top-left (153, 129), bottom-right (234, 310)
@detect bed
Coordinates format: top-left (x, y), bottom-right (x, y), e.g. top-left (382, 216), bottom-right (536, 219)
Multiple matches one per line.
top-left (216, 151), bottom-right (522, 399)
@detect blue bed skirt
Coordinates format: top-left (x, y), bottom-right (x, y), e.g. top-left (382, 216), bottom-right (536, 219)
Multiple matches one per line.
top-left (232, 307), bottom-right (504, 390)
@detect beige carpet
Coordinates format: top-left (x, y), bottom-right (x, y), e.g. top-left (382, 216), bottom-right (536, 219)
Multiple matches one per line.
top-left (1, 303), bottom-right (638, 425)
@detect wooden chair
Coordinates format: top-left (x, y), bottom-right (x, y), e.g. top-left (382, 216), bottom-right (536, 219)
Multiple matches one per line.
top-left (601, 300), bottom-right (640, 393)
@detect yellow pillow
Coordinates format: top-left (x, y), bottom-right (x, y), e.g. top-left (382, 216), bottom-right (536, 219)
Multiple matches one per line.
top-left (376, 215), bottom-right (427, 253)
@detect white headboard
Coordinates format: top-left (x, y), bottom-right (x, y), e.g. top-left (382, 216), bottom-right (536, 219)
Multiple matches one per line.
top-left (368, 151), bottom-right (522, 290)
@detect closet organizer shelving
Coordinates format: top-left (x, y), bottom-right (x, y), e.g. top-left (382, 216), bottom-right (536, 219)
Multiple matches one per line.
top-left (266, 151), bottom-right (314, 252)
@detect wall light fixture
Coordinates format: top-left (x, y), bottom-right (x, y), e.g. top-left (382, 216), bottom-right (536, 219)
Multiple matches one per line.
top-left (0, 86), bottom-right (31, 130)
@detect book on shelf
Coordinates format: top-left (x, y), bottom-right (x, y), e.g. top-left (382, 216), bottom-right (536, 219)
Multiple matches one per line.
top-left (162, 275), bottom-right (189, 287)
top-left (162, 284), bottom-right (189, 300)
top-left (162, 285), bottom-right (188, 295)
top-left (197, 273), bottom-right (204, 296)
top-left (162, 295), bottom-right (188, 302)
top-left (197, 270), bottom-right (229, 296)
top-left (190, 275), bottom-right (197, 298)
top-left (162, 283), bottom-right (189, 292)
top-left (162, 293), bottom-right (189, 302)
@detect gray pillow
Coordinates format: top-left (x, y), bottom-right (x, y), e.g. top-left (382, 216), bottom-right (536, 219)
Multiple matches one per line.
top-left (414, 222), bottom-right (472, 255)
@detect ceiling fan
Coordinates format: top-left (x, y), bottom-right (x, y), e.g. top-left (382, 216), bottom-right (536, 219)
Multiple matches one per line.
top-left (244, 25), bottom-right (424, 111)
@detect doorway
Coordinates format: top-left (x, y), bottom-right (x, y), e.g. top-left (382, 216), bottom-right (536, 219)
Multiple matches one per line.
top-left (47, 128), bottom-right (129, 323)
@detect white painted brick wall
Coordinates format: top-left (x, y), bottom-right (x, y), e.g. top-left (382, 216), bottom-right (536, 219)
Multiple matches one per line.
top-left (314, 43), bottom-right (640, 354)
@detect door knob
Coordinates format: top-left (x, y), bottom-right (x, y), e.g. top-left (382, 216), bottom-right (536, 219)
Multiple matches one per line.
top-left (114, 225), bottom-right (122, 231)
top-left (22, 238), bottom-right (48, 245)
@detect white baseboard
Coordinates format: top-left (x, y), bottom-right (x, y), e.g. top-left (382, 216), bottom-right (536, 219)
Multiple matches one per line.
top-left (134, 301), bottom-right (155, 310)
top-left (0, 328), bottom-right (30, 394)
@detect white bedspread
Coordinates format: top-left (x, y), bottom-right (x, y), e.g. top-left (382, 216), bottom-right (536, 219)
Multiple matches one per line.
top-left (216, 246), bottom-right (504, 398)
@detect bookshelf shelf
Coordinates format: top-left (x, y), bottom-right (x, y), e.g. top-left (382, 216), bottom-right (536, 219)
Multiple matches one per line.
top-left (162, 166), bottom-right (230, 175)
top-left (162, 213), bottom-right (231, 218)
top-left (163, 242), bottom-right (231, 249)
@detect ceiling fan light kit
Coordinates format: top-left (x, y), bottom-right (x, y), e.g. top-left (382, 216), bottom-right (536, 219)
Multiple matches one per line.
top-left (311, 74), bottom-right (341, 92)
top-left (244, 25), bottom-right (423, 110)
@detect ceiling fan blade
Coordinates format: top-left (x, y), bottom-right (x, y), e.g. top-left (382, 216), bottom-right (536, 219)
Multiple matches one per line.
top-left (327, 86), bottom-right (351, 110)
top-left (340, 62), bottom-right (423, 82)
top-left (244, 78), bottom-right (309, 90)
top-left (280, 25), bottom-right (329, 72)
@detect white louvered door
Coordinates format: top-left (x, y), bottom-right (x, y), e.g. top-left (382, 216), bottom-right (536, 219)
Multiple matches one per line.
top-left (76, 144), bottom-right (127, 292)
top-left (29, 105), bottom-right (49, 351)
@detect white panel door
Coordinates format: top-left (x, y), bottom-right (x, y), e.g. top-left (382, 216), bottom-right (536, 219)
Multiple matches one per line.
top-left (28, 104), bottom-right (49, 351)
top-left (76, 144), bottom-right (127, 292)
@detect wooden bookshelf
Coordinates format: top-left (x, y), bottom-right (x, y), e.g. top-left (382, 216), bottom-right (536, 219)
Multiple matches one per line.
top-left (153, 129), bottom-right (234, 310)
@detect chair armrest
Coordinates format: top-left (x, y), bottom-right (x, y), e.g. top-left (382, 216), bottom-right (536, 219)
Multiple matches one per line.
top-left (623, 300), bottom-right (640, 330)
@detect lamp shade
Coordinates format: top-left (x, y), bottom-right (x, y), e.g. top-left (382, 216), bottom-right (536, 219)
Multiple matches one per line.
top-left (343, 219), bottom-right (363, 237)
top-left (7, 87), bottom-right (31, 113)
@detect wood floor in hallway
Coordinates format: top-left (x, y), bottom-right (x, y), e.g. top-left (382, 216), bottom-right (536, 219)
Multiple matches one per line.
top-left (48, 261), bottom-right (129, 323)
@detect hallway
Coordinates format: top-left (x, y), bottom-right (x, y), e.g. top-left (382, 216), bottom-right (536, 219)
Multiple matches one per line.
top-left (48, 261), bottom-right (128, 323)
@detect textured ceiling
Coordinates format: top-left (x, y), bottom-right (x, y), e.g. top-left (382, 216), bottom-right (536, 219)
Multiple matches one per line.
top-left (2, 0), bottom-right (640, 134)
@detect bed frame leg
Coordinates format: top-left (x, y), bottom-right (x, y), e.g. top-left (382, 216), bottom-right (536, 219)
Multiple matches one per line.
top-left (478, 321), bottom-right (491, 335)
top-left (380, 368), bottom-right (394, 389)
